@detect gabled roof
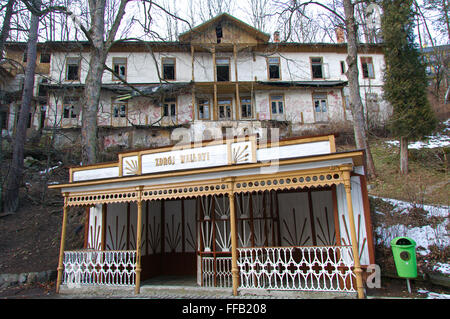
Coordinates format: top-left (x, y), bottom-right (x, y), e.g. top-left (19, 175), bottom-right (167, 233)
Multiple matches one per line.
top-left (178, 13), bottom-right (270, 43)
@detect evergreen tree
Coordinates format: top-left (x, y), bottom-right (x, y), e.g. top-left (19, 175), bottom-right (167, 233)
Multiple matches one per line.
top-left (381, 0), bottom-right (437, 174)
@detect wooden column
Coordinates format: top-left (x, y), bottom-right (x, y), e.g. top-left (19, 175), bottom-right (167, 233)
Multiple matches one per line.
top-left (212, 47), bottom-right (217, 121)
top-left (191, 45), bottom-right (196, 121)
top-left (234, 44), bottom-right (240, 121)
top-left (342, 170), bottom-right (365, 299)
top-left (56, 193), bottom-right (69, 293)
top-left (135, 186), bottom-right (144, 294)
top-left (227, 179), bottom-right (239, 296)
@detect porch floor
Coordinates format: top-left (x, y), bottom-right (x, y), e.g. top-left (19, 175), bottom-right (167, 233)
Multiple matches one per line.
top-left (141, 275), bottom-right (198, 287)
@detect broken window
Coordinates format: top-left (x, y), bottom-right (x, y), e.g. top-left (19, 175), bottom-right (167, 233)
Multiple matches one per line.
top-left (113, 103), bottom-right (127, 118)
top-left (216, 24), bottom-right (223, 43)
top-left (63, 97), bottom-right (79, 119)
top-left (216, 58), bottom-right (230, 82)
top-left (270, 95), bottom-right (284, 115)
top-left (218, 99), bottom-right (232, 120)
top-left (40, 53), bottom-right (51, 63)
top-left (313, 93), bottom-right (328, 122)
top-left (66, 57), bottom-right (80, 81)
top-left (311, 57), bottom-right (323, 79)
top-left (162, 58), bottom-right (176, 80)
top-left (240, 97), bottom-right (252, 118)
top-left (268, 57), bottom-right (281, 80)
top-left (361, 57), bottom-right (375, 79)
top-left (340, 61), bottom-right (346, 74)
top-left (113, 57), bottom-right (127, 81)
top-left (163, 97), bottom-right (177, 118)
top-left (0, 110), bottom-right (8, 129)
top-left (197, 98), bottom-right (210, 120)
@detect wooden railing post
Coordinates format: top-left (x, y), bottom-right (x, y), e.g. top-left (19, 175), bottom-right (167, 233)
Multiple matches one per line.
top-left (225, 177), bottom-right (239, 296)
top-left (342, 170), bottom-right (365, 299)
top-left (134, 186), bottom-right (143, 294)
top-left (56, 193), bottom-right (69, 293)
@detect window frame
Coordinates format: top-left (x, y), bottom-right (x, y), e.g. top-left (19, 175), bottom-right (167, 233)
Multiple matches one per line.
top-left (215, 57), bottom-right (231, 82)
top-left (197, 98), bottom-right (211, 120)
top-left (162, 57), bottom-right (176, 81)
top-left (217, 98), bottom-right (233, 120)
top-left (112, 57), bottom-right (127, 81)
top-left (269, 94), bottom-right (285, 117)
top-left (267, 57), bottom-right (281, 80)
top-left (310, 57), bottom-right (324, 79)
top-left (240, 97), bottom-right (253, 119)
top-left (361, 57), bottom-right (375, 79)
top-left (65, 57), bottom-right (81, 81)
top-left (40, 53), bottom-right (51, 63)
top-left (312, 92), bottom-right (329, 123)
top-left (162, 97), bottom-right (177, 122)
top-left (63, 97), bottom-right (80, 120)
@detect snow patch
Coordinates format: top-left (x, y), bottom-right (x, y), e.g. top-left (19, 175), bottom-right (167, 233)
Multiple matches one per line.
top-left (373, 196), bottom-right (449, 276)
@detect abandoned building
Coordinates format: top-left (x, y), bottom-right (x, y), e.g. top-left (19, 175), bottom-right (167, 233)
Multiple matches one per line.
top-left (1, 13), bottom-right (389, 151)
top-left (0, 13), bottom-right (384, 298)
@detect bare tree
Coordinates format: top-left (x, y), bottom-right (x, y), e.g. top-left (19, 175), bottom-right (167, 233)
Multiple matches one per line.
top-left (3, 0), bottom-right (41, 213)
top-left (68, 0), bottom-right (130, 165)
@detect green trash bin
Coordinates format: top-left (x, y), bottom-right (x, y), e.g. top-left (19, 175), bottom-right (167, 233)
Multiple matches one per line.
top-left (390, 237), bottom-right (417, 278)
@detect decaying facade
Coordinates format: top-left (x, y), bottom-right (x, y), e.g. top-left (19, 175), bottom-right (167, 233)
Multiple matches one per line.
top-left (2, 13), bottom-right (389, 151)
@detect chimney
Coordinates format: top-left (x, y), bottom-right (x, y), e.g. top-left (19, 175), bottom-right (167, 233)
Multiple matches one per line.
top-left (273, 31), bottom-right (280, 43)
top-left (335, 26), bottom-right (345, 43)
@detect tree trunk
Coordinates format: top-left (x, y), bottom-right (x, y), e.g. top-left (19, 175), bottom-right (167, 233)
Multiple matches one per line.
top-left (81, 0), bottom-right (107, 165)
top-left (0, 0), bottom-right (15, 59)
top-left (400, 136), bottom-right (408, 175)
top-left (4, 0), bottom-right (40, 213)
top-left (343, 0), bottom-right (377, 179)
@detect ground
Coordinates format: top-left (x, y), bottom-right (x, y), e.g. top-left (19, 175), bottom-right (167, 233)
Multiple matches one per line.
top-left (0, 121), bottom-right (448, 299)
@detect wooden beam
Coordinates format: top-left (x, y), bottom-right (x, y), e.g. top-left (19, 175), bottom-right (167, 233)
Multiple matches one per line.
top-left (134, 187), bottom-right (143, 294)
top-left (227, 180), bottom-right (239, 296)
top-left (56, 193), bottom-right (69, 293)
top-left (342, 170), bottom-right (365, 299)
top-left (234, 44), bottom-right (240, 121)
top-left (212, 47), bottom-right (217, 121)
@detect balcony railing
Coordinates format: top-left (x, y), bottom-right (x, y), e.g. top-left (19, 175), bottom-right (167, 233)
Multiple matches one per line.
top-left (63, 250), bottom-right (136, 287)
top-left (237, 246), bottom-right (356, 292)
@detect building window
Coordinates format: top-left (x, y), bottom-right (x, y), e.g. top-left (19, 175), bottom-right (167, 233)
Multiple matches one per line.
top-left (340, 61), bottom-right (346, 74)
top-left (40, 53), bottom-right (51, 63)
top-left (197, 98), bottom-right (210, 120)
top-left (267, 57), bottom-right (281, 80)
top-left (63, 97), bottom-right (79, 119)
top-left (311, 57), bottom-right (323, 79)
top-left (66, 57), bottom-right (80, 81)
top-left (112, 57), bottom-right (127, 81)
top-left (240, 97), bottom-right (252, 118)
top-left (270, 95), bottom-right (284, 115)
top-left (162, 58), bottom-right (176, 80)
top-left (0, 110), bottom-right (8, 129)
top-left (163, 97), bottom-right (176, 117)
top-left (218, 99), bottom-right (232, 120)
top-left (216, 24), bottom-right (223, 44)
top-left (216, 58), bottom-right (230, 82)
top-left (361, 57), bottom-right (375, 79)
top-left (113, 103), bottom-right (127, 118)
top-left (313, 93), bottom-right (328, 122)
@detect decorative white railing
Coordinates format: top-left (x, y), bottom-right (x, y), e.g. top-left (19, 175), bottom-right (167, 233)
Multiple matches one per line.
top-left (201, 256), bottom-right (233, 288)
top-left (237, 246), bottom-right (356, 292)
top-left (63, 250), bottom-right (136, 287)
